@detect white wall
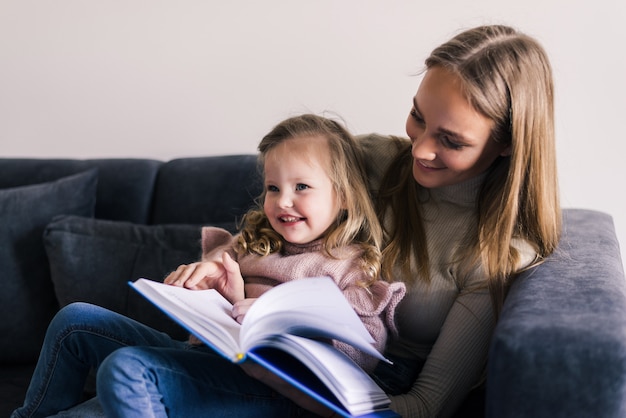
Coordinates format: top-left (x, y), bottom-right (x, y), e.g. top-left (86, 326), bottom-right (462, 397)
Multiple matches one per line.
top-left (2, 0), bottom-right (626, 264)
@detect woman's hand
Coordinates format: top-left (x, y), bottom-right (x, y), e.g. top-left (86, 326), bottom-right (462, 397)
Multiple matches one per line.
top-left (164, 252), bottom-right (244, 304)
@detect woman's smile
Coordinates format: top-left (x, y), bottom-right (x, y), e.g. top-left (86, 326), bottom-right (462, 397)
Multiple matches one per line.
top-left (415, 159), bottom-right (445, 171)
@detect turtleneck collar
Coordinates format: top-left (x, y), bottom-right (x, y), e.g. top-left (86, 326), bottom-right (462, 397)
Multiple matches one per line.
top-left (282, 238), bottom-right (324, 256)
top-left (422, 172), bottom-right (487, 208)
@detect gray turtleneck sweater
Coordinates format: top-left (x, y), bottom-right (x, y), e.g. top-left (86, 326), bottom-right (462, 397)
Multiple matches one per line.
top-left (359, 133), bottom-right (536, 418)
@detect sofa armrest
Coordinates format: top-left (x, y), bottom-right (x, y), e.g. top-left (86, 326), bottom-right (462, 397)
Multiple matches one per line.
top-left (487, 209), bottom-right (626, 417)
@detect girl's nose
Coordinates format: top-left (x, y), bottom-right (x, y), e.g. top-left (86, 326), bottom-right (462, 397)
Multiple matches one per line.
top-left (277, 192), bottom-right (294, 208)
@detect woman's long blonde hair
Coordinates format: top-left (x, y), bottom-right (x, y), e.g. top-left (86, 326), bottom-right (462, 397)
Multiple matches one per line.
top-left (378, 25), bottom-right (562, 313)
top-left (238, 114), bottom-right (383, 285)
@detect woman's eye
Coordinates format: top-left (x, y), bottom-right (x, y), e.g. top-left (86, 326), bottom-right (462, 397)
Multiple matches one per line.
top-left (440, 135), bottom-right (463, 150)
top-left (266, 185), bottom-right (279, 192)
top-left (295, 184), bottom-right (309, 191)
top-left (410, 108), bottom-right (425, 124)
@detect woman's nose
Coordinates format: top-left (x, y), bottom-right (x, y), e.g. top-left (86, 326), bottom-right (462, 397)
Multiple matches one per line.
top-left (412, 134), bottom-right (437, 161)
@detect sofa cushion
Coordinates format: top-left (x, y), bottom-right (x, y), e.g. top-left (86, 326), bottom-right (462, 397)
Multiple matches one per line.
top-left (0, 170), bottom-right (98, 364)
top-left (44, 216), bottom-right (203, 340)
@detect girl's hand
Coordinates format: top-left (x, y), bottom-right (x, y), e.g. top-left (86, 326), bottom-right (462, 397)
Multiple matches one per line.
top-left (164, 260), bottom-right (224, 290)
top-left (232, 298), bottom-right (258, 324)
top-left (164, 252), bottom-right (245, 304)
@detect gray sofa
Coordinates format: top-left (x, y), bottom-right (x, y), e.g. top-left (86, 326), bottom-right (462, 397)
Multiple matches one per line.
top-left (0, 155), bottom-right (624, 418)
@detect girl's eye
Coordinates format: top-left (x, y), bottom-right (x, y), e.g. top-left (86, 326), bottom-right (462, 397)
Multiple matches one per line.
top-left (266, 185), bottom-right (279, 192)
top-left (295, 184), bottom-right (309, 191)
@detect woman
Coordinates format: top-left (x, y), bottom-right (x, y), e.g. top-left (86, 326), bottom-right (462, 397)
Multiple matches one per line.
top-left (360, 24), bottom-right (561, 416)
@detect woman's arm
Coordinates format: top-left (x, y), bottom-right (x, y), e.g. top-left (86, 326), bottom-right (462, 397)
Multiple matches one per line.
top-left (390, 289), bottom-right (494, 417)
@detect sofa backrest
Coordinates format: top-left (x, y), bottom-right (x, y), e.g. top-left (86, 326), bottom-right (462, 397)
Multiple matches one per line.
top-left (149, 155), bottom-right (262, 231)
top-left (0, 155), bottom-right (261, 363)
top-left (0, 158), bottom-right (162, 224)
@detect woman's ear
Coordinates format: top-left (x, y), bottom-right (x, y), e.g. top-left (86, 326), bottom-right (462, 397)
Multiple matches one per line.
top-left (500, 145), bottom-right (512, 157)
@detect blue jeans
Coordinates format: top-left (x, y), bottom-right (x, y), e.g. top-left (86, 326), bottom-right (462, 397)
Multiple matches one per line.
top-left (11, 302), bottom-right (304, 418)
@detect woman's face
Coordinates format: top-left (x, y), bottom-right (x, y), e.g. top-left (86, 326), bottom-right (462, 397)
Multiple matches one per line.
top-left (405, 66), bottom-right (510, 189)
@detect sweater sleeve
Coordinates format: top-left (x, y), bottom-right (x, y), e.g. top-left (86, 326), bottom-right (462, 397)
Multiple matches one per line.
top-left (336, 280), bottom-right (406, 372)
top-left (200, 226), bottom-right (237, 261)
top-left (389, 288), bottom-right (494, 418)
top-left (388, 243), bottom-right (538, 417)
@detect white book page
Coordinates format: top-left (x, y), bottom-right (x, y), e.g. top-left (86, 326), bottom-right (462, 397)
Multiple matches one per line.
top-left (131, 279), bottom-right (242, 358)
top-left (240, 277), bottom-right (386, 361)
top-left (251, 334), bottom-right (390, 415)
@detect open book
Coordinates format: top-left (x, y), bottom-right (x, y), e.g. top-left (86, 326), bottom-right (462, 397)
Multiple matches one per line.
top-left (130, 276), bottom-right (399, 418)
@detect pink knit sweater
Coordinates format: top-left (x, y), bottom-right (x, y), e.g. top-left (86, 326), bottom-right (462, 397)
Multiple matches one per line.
top-left (200, 226), bottom-right (406, 372)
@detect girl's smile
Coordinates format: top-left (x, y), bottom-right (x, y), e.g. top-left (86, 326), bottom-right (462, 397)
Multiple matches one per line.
top-left (277, 214), bottom-right (305, 224)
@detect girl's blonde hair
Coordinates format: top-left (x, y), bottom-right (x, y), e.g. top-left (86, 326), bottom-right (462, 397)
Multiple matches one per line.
top-left (378, 25), bottom-right (562, 313)
top-left (238, 114), bottom-right (383, 285)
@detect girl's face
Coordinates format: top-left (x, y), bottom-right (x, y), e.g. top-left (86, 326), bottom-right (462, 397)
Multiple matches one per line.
top-left (263, 135), bottom-right (342, 245)
top-left (406, 66), bottom-right (510, 189)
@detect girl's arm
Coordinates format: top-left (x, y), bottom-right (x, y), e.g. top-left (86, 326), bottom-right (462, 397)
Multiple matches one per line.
top-left (338, 280), bottom-right (406, 372)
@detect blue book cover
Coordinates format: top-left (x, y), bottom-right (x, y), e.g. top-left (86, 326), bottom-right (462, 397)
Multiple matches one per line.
top-left (129, 277), bottom-right (399, 418)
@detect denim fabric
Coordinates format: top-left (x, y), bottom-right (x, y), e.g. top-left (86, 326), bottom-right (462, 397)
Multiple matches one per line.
top-left (11, 302), bottom-right (183, 418)
top-left (11, 302), bottom-right (305, 418)
top-left (97, 346), bottom-right (300, 418)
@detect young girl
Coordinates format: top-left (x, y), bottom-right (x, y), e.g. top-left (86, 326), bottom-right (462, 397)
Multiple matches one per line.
top-left (11, 114), bottom-right (405, 418)
top-left (165, 113), bottom-right (405, 369)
